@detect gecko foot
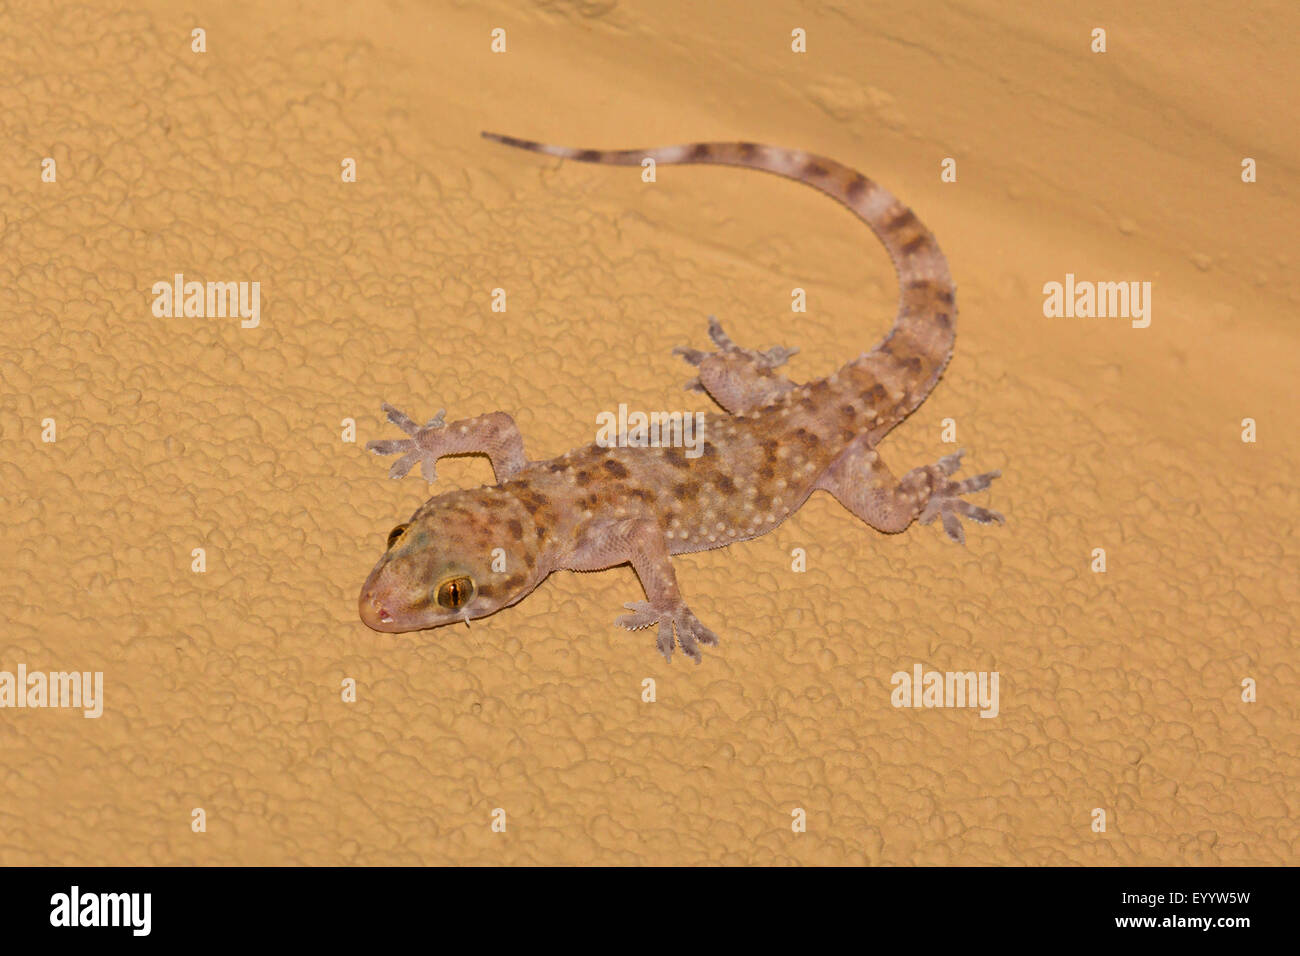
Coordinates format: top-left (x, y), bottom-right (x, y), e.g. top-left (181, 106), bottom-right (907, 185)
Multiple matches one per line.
top-left (365, 403), bottom-right (448, 481)
top-left (912, 449), bottom-right (1004, 544)
top-left (673, 316), bottom-right (798, 392)
top-left (616, 600), bottom-right (720, 664)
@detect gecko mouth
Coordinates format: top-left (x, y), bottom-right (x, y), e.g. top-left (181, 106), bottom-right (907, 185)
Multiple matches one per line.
top-left (358, 585), bottom-right (402, 631)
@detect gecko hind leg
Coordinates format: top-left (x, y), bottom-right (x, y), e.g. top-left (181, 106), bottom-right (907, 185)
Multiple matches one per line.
top-left (365, 403), bottom-right (527, 483)
top-left (673, 316), bottom-right (799, 414)
top-left (818, 440), bottom-right (1004, 544)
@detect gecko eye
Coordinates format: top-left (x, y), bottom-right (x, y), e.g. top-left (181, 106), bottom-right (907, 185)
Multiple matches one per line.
top-left (386, 524), bottom-right (409, 549)
top-left (436, 576), bottom-right (475, 610)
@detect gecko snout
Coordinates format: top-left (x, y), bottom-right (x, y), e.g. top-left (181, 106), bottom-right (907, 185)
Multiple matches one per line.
top-left (358, 586), bottom-right (398, 631)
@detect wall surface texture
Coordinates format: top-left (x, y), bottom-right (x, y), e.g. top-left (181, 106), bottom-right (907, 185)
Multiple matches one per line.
top-left (1, 0), bottom-right (1295, 864)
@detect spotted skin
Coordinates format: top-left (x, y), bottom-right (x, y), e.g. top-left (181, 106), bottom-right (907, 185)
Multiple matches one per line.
top-left (357, 134), bottom-right (1005, 663)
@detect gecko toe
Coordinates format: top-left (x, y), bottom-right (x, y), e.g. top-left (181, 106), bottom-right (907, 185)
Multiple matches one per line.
top-left (673, 346), bottom-right (707, 367)
top-left (757, 344), bottom-right (799, 368)
top-left (366, 438), bottom-right (413, 456)
top-left (689, 616), bottom-right (720, 647)
top-left (951, 499), bottom-right (1004, 525)
top-left (616, 601), bottom-right (658, 631)
top-left (674, 608), bottom-right (718, 661)
top-left (706, 315), bottom-right (735, 349)
top-left (678, 635), bottom-right (703, 663)
top-left (935, 449), bottom-right (966, 475)
top-left (420, 456), bottom-right (438, 483)
top-left (656, 622), bottom-right (675, 661)
top-left (380, 403), bottom-right (422, 436)
top-left (387, 451), bottom-right (421, 480)
top-left (951, 469), bottom-right (1001, 495)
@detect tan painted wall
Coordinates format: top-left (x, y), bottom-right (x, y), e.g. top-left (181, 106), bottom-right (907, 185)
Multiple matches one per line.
top-left (1, 0), bottom-right (1294, 864)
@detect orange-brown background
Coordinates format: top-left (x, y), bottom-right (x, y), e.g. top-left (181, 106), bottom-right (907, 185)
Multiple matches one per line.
top-left (1, 0), bottom-right (1295, 864)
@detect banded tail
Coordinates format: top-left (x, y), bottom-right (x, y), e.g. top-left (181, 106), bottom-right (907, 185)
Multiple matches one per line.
top-left (481, 132), bottom-right (957, 421)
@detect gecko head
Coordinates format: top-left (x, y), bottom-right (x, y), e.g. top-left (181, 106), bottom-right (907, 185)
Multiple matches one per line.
top-left (358, 488), bottom-right (543, 633)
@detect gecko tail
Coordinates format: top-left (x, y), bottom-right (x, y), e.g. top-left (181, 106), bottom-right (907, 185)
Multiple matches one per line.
top-left (481, 131), bottom-right (957, 412)
top-left (482, 131), bottom-right (659, 166)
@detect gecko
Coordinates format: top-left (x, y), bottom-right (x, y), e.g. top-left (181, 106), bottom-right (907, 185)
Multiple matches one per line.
top-left (357, 132), bottom-right (1004, 663)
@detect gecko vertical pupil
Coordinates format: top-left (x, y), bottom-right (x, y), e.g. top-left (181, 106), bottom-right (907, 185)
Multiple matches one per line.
top-left (387, 523), bottom-right (409, 549)
top-left (437, 576), bottom-right (474, 610)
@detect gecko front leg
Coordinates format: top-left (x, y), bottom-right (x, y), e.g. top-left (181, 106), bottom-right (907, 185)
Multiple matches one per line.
top-left (366, 403), bottom-right (527, 483)
top-left (563, 517), bottom-right (719, 663)
top-left (818, 439), bottom-right (1004, 543)
top-left (674, 316), bottom-right (798, 414)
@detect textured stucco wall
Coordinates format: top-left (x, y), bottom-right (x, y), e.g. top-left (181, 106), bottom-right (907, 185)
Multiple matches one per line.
top-left (0, 0), bottom-right (1295, 865)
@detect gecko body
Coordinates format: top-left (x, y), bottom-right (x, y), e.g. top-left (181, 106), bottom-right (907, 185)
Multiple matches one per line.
top-left (358, 133), bottom-right (1004, 662)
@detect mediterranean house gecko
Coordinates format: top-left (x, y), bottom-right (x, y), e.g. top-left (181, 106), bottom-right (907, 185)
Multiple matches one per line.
top-left (357, 132), bottom-right (1004, 662)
